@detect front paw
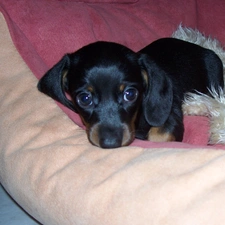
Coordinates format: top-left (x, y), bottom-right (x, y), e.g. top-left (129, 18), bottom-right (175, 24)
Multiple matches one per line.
top-left (147, 127), bottom-right (176, 142)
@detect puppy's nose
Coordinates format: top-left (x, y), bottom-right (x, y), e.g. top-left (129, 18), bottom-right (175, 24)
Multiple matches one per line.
top-left (99, 126), bottom-right (123, 149)
top-left (99, 137), bottom-right (122, 149)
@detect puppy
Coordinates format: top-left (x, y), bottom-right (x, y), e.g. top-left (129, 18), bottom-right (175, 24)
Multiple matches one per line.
top-left (38, 38), bottom-right (224, 148)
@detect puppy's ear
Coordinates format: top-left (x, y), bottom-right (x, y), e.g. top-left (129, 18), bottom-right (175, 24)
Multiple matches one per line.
top-left (37, 55), bottom-right (77, 112)
top-left (138, 54), bottom-right (173, 126)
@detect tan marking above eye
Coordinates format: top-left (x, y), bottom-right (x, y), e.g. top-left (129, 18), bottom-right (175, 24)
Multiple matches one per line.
top-left (62, 69), bottom-right (69, 87)
top-left (148, 127), bottom-right (175, 142)
top-left (141, 69), bottom-right (148, 85)
top-left (119, 84), bottom-right (125, 92)
top-left (87, 85), bottom-right (94, 93)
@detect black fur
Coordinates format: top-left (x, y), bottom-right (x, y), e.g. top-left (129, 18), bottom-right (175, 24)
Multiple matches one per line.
top-left (38, 38), bottom-right (224, 148)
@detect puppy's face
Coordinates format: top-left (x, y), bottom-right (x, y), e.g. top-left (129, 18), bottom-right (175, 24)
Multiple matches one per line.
top-left (65, 42), bottom-right (145, 148)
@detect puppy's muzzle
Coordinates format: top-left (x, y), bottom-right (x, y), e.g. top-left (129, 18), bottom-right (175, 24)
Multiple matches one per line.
top-left (89, 123), bottom-right (133, 149)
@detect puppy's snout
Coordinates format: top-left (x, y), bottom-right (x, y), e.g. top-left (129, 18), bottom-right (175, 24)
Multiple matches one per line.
top-left (89, 123), bottom-right (133, 149)
top-left (99, 126), bottom-right (123, 149)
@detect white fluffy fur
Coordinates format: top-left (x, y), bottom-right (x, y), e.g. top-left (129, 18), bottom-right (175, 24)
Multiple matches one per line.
top-left (172, 25), bottom-right (225, 144)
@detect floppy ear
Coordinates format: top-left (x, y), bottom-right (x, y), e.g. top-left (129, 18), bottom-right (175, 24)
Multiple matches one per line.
top-left (37, 55), bottom-right (77, 112)
top-left (138, 54), bottom-right (173, 127)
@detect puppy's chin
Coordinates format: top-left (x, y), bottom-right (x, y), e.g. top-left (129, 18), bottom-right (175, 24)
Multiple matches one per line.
top-left (87, 123), bottom-right (134, 149)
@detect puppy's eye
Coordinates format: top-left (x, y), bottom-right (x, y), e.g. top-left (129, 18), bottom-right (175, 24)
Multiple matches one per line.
top-left (123, 88), bottom-right (138, 102)
top-left (76, 92), bottom-right (93, 108)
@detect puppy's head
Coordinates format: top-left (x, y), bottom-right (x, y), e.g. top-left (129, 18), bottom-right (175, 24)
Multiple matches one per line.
top-left (38, 41), bottom-right (173, 148)
top-left (38, 42), bottom-right (146, 148)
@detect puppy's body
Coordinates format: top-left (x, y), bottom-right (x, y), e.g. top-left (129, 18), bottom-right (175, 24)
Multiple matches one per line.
top-left (38, 38), bottom-right (224, 148)
top-left (141, 38), bottom-right (222, 94)
top-left (135, 38), bottom-right (224, 141)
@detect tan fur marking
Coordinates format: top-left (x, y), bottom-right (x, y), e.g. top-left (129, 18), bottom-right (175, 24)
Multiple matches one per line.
top-left (88, 123), bottom-right (100, 147)
top-left (62, 69), bottom-right (68, 88)
top-left (121, 109), bottom-right (139, 146)
top-left (141, 70), bottom-right (148, 85)
top-left (87, 85), bottom-right (94, 93)
top-left (79, 115), bottom-right (100, 146)
top-left (148, 127), bottom-right (175, 142)
top-left (119, 84), bottom-right (125, 92)
top-left (121, 124), bottom-right (133, 146)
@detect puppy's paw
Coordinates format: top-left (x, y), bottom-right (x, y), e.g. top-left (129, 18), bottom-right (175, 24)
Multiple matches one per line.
top-left (147, 127), bottom-right (175, 142)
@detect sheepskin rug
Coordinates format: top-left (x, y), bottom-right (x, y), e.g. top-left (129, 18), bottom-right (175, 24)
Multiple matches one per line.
top-left (173, 26), bottom-right (225, 144)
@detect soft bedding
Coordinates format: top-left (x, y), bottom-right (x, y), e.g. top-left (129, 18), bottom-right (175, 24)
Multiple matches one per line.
top-left (1, 0), bottom-right (225, 224)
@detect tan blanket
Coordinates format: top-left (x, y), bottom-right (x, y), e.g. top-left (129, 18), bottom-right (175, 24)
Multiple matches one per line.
top-left (1, 13), bottom-right (225, 225)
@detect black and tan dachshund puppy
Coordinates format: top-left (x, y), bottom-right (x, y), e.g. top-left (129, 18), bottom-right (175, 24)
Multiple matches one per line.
top-left (38, 38), bottom-right (224, 148)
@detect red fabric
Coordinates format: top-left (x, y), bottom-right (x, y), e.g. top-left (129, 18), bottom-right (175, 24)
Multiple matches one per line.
top-left (1, 0), bottom-right (225, 148)
top-left (59, 0), bottom-right (138, 3)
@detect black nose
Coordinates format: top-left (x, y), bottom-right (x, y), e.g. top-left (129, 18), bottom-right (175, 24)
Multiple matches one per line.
top-left (99, 126), bottom-right (123, 149)
top-left (99, 137), bottom-right (122, 149)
